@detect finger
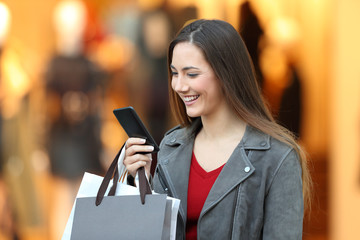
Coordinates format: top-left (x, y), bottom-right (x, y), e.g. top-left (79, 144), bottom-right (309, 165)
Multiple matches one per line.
top-left (126, 145), bottom-right (154, 156)
top-left (124, 153), bottom-right (152, 165)
top-left (126, 160), bottom-right (149, 177)
top-left (144, 154), bottom-right (152, 177)
top-left (126, 138), bottom-right (146, 149)
top-left (123, 153), bottom-right (152, 177)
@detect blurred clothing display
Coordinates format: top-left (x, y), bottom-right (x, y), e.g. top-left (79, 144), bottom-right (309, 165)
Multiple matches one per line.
top-left (277, 66), bottom-right (302, 138)
top-left (45, 54), bottom-right (104, 179)
top-left (0, 47), bottom-right (18, 239)
top-left (262, 17), bottom-right (304, 138)
top-left (1, 40), bottom-right (43, 239)
top-left (0, 49), bottom-right (3, 173)
top-left (45, 54), bottom-right (106, 240)
top-left (239, 1), bottom-right (264, 87)
top-left (138, 10), bottom-right (173, 144)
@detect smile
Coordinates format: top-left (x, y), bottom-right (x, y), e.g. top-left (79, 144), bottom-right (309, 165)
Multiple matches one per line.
top-left (184, 95), bottom-right (199, 102)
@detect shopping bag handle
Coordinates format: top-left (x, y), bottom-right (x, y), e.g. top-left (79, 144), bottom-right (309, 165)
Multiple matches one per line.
top-left (95, 142), bottom-right (152, 206)
top-left (138, 166), bottom-right (152, 204)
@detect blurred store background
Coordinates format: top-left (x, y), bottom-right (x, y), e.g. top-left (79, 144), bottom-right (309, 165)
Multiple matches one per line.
top-left (0, 0), bottom-right (359, 239)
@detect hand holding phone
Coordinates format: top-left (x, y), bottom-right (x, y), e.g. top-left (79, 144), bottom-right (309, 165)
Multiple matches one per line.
top-left (113, 106), bottom-right (159, 178)
top-left (113, 106), bottom-right (159, 153)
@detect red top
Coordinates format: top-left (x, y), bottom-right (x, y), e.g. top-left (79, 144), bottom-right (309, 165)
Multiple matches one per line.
top-left (186, 152), bottom-right (225, 240)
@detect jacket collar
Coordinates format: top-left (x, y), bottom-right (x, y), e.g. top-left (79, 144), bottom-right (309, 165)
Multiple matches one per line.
top-left (163, 118), bottom-right (201, 146)
top-left (164, 120), bottom-right (271, 151)
top-left (242, 125), bottom-right (271, 150)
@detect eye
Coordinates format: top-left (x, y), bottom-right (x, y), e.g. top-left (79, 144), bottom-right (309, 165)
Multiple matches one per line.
top-left (171, 71), bottom-right (178, 77)
top-left (187, 73), bottom-right (199, 78)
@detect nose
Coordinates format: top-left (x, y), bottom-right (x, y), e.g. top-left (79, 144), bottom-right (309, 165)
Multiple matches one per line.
top-left (172, 75), bottom-right (189, 93)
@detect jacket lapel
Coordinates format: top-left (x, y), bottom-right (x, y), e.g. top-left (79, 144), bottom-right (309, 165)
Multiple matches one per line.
top-left (201, 125), bottom-right (270, 215)
top-left (200, 144), bottom-right (254, 215)
top-left (158, 126), bottom-right (196, 223)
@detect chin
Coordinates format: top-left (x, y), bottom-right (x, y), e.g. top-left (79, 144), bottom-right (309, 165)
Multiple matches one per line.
top-left (185, 108), bottom-right (201, 118)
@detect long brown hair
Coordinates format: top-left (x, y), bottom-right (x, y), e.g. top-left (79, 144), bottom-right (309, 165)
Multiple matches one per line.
top-left (167, 19), bottom-right (312, 212)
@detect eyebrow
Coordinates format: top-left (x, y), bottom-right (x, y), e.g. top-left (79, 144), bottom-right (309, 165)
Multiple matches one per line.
top-left (170, 64), bottom-right (200, 71)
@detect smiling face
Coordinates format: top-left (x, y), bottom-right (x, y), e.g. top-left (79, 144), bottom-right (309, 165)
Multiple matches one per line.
top-left (170, 42), bottom-right (226, 119)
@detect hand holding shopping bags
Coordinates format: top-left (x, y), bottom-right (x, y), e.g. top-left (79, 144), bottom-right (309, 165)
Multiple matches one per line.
top-left (62, 108), bottom-right (180, 239)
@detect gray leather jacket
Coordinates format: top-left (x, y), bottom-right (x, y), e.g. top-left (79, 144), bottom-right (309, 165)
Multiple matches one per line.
top-left (153, 120), bottom-right (304, 239)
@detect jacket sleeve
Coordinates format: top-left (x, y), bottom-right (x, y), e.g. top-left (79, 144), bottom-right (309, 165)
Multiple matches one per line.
top-left (262, 149), bottom-right (304, 240)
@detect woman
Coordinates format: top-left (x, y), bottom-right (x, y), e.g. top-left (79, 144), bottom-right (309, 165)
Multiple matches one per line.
top-left (124, 19), bottom-right (311, 239)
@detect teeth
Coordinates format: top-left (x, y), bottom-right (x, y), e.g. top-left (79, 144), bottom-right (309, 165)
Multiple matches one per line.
top-left (184, 95), bottom-right (199, 102)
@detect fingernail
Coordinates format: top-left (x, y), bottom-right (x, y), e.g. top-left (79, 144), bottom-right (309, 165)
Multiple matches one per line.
top-left (140, 139), bottom-right (146, 143)
top-left (147, 146), bottom-right (154, 151)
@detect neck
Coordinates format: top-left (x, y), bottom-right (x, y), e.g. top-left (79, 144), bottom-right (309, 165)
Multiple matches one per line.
top-left (56, 40), bottom-right (83, 57)
top-left (199, 106), bottom-right (246, 141)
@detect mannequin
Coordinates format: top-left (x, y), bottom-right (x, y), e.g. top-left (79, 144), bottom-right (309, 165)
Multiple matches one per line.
top-left (239, 1), bottom-right (264, 87)
top-left (46, 1), bottom-right (104, 238)
top-left (47, 0), bottom-right (104, 180)
top-left (140, 10), bottom-right (172, 144)
top-left (262, 17), bottom-right (303, 138)
top-left (0, 3), bottom-right (20, 239)
top-left (0, 1), bottom-right (11, 166)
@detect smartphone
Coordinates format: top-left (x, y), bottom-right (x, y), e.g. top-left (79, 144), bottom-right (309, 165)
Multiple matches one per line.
top-left (113, 106), bottom-right (159, 153)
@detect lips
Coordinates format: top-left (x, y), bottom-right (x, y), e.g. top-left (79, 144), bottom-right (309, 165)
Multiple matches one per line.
top-left (183, 95), bottom-right (199, 103)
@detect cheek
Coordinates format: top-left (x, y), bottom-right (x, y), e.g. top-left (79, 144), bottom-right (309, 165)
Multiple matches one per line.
top-left (171, 78), bottom-right (176, 91)
top-left (197, 79), bottom-right (215, 95)
top-left (213, 85), bottom-right (224, 99)
top-left (205, 80), bottom-right (224, 102)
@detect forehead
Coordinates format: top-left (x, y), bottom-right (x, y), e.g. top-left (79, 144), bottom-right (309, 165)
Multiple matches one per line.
top-left (171, 42), bottom-right (208, 67)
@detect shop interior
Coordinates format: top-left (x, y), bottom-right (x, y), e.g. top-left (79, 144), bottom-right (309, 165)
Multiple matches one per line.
top-left (0, 0), bottom-right (359, 239)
